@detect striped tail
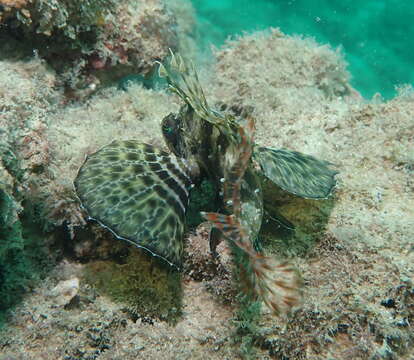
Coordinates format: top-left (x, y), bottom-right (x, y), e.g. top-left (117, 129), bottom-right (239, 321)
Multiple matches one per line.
top-left (201, 212), bottom-right (302, 315)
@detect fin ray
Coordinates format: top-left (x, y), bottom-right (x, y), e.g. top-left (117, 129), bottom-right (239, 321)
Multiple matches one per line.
top-left (254, 147), bottom-right (338, 199)
top-left (74, 141), bottom-right (192, 267)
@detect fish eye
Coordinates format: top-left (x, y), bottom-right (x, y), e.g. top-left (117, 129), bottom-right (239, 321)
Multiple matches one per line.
top-left (163, 124), bottom-right (174, 135)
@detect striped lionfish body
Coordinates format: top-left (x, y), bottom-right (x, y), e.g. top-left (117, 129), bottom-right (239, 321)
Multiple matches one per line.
top-left (74, 51), bottom-right (338, 314)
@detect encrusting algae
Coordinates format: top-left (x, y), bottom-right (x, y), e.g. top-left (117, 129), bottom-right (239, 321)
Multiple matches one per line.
top-left (2, 20), bottom-right (413, 358)
top-left (74, 51), bottom-right (338, 315)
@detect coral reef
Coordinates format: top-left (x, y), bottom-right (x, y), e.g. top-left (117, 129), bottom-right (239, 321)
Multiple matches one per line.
top-left (0, 261), bottom-right (235, 360)
top-left (0, 0), bottom-right (196, 93)
top-left (0, 13), bottom-right (413, 359)
top-left (0, 58), bottom-right (61, 325)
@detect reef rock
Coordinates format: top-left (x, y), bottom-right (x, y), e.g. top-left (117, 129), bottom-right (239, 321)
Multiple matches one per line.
top-left (0, 21), bottom-right (413, 360)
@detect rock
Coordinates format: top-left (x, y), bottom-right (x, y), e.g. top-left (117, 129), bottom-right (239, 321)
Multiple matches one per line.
top-left (49, 278), bottom-right (80, 307)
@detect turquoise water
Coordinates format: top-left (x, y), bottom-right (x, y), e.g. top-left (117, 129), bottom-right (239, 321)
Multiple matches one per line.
top-left (192, 0), bottom-right (414, 99)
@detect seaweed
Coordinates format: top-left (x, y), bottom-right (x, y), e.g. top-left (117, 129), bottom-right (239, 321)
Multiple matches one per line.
top-left (83, 247), bottom-right (183, 324)
top-left (0, 190), bottom-right (52, 328)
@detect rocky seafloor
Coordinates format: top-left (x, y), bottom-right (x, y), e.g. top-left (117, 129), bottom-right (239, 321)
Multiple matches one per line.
top-left (0, 1), bottom-right (413, 359)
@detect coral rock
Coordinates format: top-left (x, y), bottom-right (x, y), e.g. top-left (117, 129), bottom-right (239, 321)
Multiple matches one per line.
top-left (49, 278), bottom-right (80, 307)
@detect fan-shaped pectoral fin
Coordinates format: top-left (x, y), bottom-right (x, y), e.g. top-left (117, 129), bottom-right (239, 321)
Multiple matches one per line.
top-left (253, 146), bottom-right (338, 199)
top-left (74, 140), bottom-right (193, 268)
top-left (264, 209), bottom-right (295, 231)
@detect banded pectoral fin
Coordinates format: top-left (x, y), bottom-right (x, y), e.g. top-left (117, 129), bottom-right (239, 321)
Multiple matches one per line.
top-left (253, 146), bottom-right (338, 199)
top-left (74, 140), bottom-right (193, 268)
top-left (263, 209), bottom-right (295, 234)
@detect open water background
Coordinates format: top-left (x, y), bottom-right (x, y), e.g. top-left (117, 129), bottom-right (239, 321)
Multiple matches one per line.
top-left (192, 0), bottom-right (413, 99)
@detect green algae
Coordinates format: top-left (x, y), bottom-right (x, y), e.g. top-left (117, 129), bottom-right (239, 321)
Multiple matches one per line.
top-left (83, 247), bottom-right (183, 324)
top-left (259, 177), bottom-right (336, 258)
top-left (231, 296), bottom-right (262, 359)
top-left (0, 191), bottom-right (52, 328)
top-left (185, 178), bottom-right (218, 228)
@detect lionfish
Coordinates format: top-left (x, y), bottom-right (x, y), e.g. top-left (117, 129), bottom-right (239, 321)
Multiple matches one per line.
top-left (74, 52), bottom-right (337, 314)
